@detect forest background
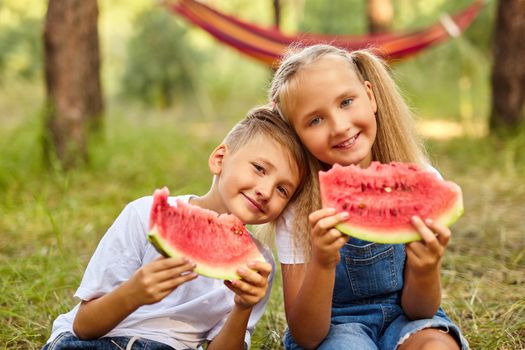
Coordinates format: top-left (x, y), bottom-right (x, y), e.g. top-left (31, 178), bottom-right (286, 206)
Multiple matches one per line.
top-left (0, 0), bottom-right (524, 349)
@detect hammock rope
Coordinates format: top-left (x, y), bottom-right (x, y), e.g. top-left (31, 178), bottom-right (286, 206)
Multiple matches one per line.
top-left (166, 0), bottom-right (484, 66)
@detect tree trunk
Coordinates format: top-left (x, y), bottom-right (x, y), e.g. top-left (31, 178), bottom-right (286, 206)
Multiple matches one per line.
top-left (273, 0), bottom-right (281, 29)
top-left (367, 0), bottom-right (393, 34)
top-left (43, 0), bottom-right (103, 169)
top-left (490, 0), bottom-right (525, 133)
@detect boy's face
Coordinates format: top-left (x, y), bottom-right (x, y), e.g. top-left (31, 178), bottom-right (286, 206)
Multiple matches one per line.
top-left (210, 135), bottom-right (300, 225)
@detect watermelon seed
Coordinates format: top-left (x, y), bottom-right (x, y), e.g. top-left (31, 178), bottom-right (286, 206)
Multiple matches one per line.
top-left (359, 202), bottom-right (366, 209)
top-left (384, 187), bottom-right (392, 193)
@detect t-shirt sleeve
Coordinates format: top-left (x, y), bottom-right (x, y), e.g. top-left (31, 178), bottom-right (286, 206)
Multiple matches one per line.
top-left (275, 207), bottom-right (306, 264)
top-left (425, 163), bottom-right (444, 180)
top-left (74, 198), bottom-right (151, 301)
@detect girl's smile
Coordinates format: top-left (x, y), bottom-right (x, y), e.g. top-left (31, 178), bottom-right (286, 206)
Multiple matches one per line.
top-left (333, 132), bottom-right (360, 149)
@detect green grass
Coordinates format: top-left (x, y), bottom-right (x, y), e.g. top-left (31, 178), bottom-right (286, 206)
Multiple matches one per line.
top-left (1, 106), bottom-right (524, 349)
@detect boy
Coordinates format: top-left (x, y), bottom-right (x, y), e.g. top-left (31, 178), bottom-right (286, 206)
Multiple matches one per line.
top-left (42, 105), bottom-right (309, 350)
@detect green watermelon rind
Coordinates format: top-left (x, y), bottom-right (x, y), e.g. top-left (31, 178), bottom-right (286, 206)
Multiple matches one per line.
top-left (336, 196), bottom-right (464, 244)
top-left (147, 227), bottom-right (264, 281)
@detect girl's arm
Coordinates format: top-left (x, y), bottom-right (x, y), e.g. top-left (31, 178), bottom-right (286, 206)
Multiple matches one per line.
top-left (73, 257), bottom-right (197, 339)
top-left (401, 216), bottom-right (451, 320)
top-left (207, 262), bottom-right (271, 350)
top-left (281, 209), bottom-right (349, 350)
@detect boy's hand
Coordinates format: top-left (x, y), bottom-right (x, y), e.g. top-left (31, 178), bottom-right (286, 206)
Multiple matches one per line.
top-left (224, 261), bottom-right (272, 310)
top-left (406, 216), bottom-right (451, 275)
top-left (309, 208), bottom-right (350, 269)
top-left (125, 256), bottom-right (197, 308)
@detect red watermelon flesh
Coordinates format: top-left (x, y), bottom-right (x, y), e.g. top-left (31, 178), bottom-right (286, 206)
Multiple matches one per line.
top-left (319, 162), bottom-right (463, 243)
top-left (148, 187), bottom-right (265, 280)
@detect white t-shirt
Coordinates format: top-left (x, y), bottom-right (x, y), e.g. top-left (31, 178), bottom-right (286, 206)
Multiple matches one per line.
top-left (275, 165), bottom-right (443, 264)
top-left (46, 195), bottom-right (275, 349)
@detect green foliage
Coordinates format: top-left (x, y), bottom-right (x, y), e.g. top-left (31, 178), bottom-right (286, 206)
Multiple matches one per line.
top-left (0, 13), bottom-right (43, 83)
top-left (300, 0), bottom-right (366, 34)
top-left (121, 9), bottom-right (200, 108)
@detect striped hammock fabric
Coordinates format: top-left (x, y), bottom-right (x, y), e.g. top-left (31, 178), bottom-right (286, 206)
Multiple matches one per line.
top-left (166, 0), bottom-right (484, 67)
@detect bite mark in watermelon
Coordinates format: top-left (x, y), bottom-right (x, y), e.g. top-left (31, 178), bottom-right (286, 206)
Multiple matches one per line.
top-left (319, 162), bottom-right (463, 244)
top-left (147, 187), bottom-right (265, 280)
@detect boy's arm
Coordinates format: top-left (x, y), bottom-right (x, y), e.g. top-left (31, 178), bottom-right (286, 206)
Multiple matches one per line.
top-left (207, 261), bottom-right (272, 350)
top-left (401, 217), bottom-right (450, 319)
top-left (73, 257), bottom-right (197, 339)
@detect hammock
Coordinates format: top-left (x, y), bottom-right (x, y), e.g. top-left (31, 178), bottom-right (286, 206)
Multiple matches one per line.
top-left (166, 0), bottom-right (484, 67)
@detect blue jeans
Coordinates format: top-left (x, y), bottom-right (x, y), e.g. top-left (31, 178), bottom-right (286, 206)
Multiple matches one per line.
top-left (283, 239), bottom-right (469, 350)
top-left (42, 332), bottom-right (176, 350)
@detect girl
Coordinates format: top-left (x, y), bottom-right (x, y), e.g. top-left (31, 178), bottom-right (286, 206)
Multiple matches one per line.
top-left (268, 44), bottom-right (469, 350)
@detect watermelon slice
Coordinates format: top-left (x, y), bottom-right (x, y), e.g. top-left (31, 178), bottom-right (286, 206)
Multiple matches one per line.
top-left (147, 187), bottom-right (265, 280)
top-left (319, 162), bottom-right (463, 244)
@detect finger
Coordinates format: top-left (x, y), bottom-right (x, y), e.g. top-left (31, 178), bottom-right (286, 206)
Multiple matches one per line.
top-left (228, 279), bottom-right (258, 296)
top-left (406, 241), bottom-right (425, 260)
top-left (157, 271), bottom-right (198, 292)
top-left (149, 261), bottom-right (196, 283)
top-left (317, 228), bottom-right (347, 246)
top-left (246, 261), bottom-right (272, 278)
top-left (425, 219), bottom-right (451, 247)
top-left (150, 256), bottom-right (192, 272)
top-left (309, 208), bottom-right (337, 226)
top-left (315, 212), bottom-right (349, 233)
top-left (411, 216), bottom-right (439, 246)
top-left (237, 268), bottom-right (267, 287)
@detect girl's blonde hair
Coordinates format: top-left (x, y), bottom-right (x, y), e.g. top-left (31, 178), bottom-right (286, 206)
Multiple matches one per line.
top-left (268, 44), bottom-right (428, 257)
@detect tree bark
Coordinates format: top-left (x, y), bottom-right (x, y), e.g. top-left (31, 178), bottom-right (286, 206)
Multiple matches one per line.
top-left (490, 0), bottom-right (525, 133)
top-left (43, 0), bottom-right (103, 169)
top-left (367, 0), bottom-right (393, 34)
top-left (273, 0), bottom-right (281, 29)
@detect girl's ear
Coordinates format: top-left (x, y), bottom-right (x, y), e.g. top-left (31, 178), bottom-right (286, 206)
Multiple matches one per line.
top-left (209, 144), bottom-right (228, 175)
top-left (364, 81), bottom-right (378, 114)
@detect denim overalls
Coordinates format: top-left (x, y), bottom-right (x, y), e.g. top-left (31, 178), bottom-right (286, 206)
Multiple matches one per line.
top-left (284, 238), bottom-right (469, 350)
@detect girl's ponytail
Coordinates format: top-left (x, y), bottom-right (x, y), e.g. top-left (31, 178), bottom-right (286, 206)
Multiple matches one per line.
top-left (351, 50), bottom-right (427, 165)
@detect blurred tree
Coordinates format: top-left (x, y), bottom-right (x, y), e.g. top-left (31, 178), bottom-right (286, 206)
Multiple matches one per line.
top-left (367, 0), bottom-right (393, 33)
top-left (490, 0), bottom-right (525, 133)
top-left (43, 0), bottom-right (103, 169)
top-left (121, 9), bottom-right (197, 109)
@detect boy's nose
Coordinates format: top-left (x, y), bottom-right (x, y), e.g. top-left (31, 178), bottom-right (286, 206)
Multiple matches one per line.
top-left (255, 186), bottom-right (271, 201)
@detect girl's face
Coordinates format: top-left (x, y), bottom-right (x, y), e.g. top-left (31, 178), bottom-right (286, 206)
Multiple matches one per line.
top-left (209, 135), bottom-right (300, 225)
top-left (285, 55), bottom-right (377, 168)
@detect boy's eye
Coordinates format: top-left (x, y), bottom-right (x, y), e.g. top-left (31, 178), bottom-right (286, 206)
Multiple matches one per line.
top-left (252, 163), bottom-right (265, 174)
top-left (309, 116), bottom-right (322, 126)
top-left (341, 98), bottom-right (353, 108)
top-left (277, 186), bottom-right (289, 197)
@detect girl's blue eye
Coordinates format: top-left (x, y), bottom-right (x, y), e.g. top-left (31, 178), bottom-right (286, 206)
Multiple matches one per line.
top-left (309, 116), bottom-right (321, 126)
top-left (341, 98), bottom-right (353, 108)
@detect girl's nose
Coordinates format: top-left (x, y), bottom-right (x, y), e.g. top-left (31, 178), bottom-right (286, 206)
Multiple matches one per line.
top-left (330, 111), bottom-right (350, 136)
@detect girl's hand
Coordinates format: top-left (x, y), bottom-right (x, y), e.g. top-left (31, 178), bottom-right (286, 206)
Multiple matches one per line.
top-left (406, 216), bottom-right (451, 275)
top-left (309, 208), bottom-right (350, 269)
top-left (125, 256), bottom-right (198, 307)
top-left (224, 261), bottom-right (272, 310)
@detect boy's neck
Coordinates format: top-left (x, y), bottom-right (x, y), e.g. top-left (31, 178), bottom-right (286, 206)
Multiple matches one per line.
top-left (189, 189), bottom-right (228, 215)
